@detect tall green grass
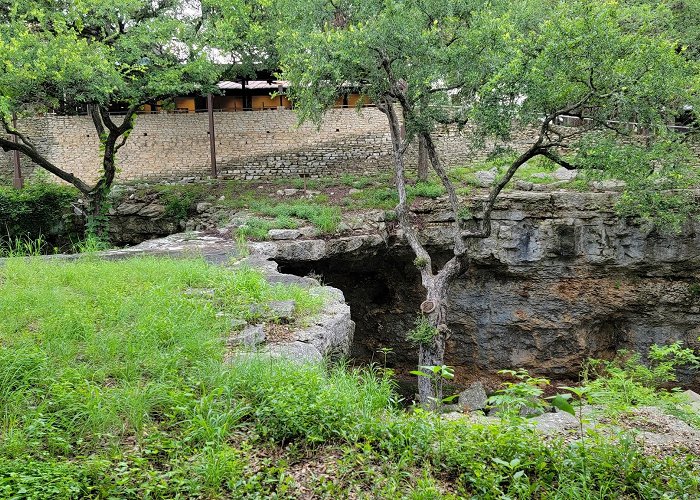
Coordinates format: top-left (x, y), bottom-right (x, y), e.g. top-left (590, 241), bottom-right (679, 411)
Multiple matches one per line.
top-left (250, 199), bottom-right (342, 233)
top-left (0, 257), bottom-right (322, 455)
top-left (0, 257), bottom-right (698, 498)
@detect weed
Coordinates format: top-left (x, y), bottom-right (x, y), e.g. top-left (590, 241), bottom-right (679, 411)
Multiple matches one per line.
top-left (156, 184), bottom-right (208, 219)
top-left (407, 181), bottom-right (444, 199)
top-left (250, 200), bottom-right (341, 233)
top-left (0, 235), bottom-right (46, 257)
top-left (406, 316), bottom-right (439, 346)
top-left (413, 256), bottom-right (429, 269)
top-left (1, 258), bottom-right (699, 497)
top-left (487, 369), bottom-right (550, 418)
top-left (72, 233), bottom-right (110, 253)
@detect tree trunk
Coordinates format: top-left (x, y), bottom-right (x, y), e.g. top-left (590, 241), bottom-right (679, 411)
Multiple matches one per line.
top-left (417, 134), bottom-right (429, 182)
top-left (418, 286), bottom-right (448, 408)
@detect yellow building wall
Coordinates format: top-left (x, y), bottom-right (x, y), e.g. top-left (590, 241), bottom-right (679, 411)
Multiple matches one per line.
top-left (174, 97), bottom-right (196, 112)
top-left (334, 93), bottom-right (370, 108)
top-left (214, 96), bottom-right (242, 111)
top-left (252, 94), bottom-right (289, 110)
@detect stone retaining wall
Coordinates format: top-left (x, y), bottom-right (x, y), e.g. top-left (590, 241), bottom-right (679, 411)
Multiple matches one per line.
top-left (4, 109), bottom-right (698, 185)
top-left (2, 108), bottom-right (539, 184)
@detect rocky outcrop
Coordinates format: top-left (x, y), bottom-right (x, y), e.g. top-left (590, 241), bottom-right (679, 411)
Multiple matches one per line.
top-left (100, 188), bottom-right (700, 386)
top-left (106, 193), bottom-right (182, 246)
top-left (91, 233), bottom-right (355, 361)
top-left (264, 191), bottom-right (700, 387)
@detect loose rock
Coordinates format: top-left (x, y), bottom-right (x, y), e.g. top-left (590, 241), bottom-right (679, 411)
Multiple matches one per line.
top-left (228, 324), bottom-right (265, 347)
top-left (458, 381), bottom-right (488, 412)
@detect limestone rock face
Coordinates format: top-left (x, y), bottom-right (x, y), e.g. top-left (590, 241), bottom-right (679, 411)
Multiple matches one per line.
top-left (269, 191), bottom-right (700, 387)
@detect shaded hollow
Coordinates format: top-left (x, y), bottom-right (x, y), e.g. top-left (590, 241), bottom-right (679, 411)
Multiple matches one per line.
top-left (279, 246), bottom-right (700, 391)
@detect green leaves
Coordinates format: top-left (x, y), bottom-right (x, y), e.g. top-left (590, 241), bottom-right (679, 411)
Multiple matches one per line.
top-left (0, 0), bottom-right (223, 117)
top-left (410, 365), bottom-right (454, 380)
top-left (549, 394), bottom-right (576, 417)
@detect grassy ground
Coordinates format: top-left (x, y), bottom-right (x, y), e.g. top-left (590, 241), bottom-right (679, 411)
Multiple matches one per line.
top-left (0, 257), bottom-right (699, 498)
top-left (117, 155), bottom-right (591, 240)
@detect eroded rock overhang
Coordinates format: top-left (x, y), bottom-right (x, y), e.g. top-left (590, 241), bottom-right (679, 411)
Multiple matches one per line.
top-left (256, 191), bottom-right (700, 386)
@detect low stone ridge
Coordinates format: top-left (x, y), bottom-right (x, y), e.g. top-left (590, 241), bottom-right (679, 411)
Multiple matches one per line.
top-left (101, 190), bottom-right (700, 387)
top-left (242, 191), bottom-right (700, 388)
top-left (447, 404), bottom-right (700, 458)
top-left (70, 233), bottom-right (355, 363)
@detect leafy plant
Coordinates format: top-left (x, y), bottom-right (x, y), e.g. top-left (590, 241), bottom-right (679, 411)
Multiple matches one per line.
top-left (0, 183), bottom-right (79, 253)
top-left (486, 369), bottom-right (550, 418)
top-left (406, 316), bottom-right (438, 346)
top-left (0, 235), bottom-right (46, 257)
top-left (413, 256), bottom-right (429, 269)
top-left (410, 364), bottom-right (456, 411)
top-left (156, 184), bottom-right (208, 219)
top-left (582, 343), bottom-right (700, 414)
top-left (72, 233), bottom-right (110, 254)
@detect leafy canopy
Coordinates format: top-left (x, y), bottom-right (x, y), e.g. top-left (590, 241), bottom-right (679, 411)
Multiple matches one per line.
top-left (0, 0), bottom-right (221, 122)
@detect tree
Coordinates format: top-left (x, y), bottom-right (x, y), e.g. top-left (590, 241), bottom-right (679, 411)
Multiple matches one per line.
top-left (0, 0), bottom-right (223, 221)
top-left (278, 0), bottom-right (698, 405)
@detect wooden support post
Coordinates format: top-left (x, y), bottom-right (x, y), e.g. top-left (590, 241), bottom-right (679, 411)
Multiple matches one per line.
top-left (207, 93), bottom-right (217, 178)
top-left (11, 113), bottom-right (23, 189)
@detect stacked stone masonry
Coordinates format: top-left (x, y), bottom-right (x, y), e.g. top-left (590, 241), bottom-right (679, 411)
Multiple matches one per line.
top-left (3, 108), bottom-right (546, 184)
top-left (3, 108), bottom-right (698, 184)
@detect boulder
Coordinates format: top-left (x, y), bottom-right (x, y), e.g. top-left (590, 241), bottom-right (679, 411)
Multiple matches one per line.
top-left (228, 324), bottom-right (265, 347)
top-left (138, 203), bottom-right (166, 218)
top-left (116, 201), bottom-right (145, 216)
top-left (196, 202), bottom-right (213, 213)
top-left (457, 381), bottom-right (488, 412)
top-left (683, 390), bottom-right (700, 412)
top-left (553, 167), bottom-right (578, 181)
top-left (268, 300), bottom-right (296, 322)
top-left (514, 180), bottom-right (533, 191)
top-left (532, 410), bottom-right (579, 434)
top-left (473, 168), bottom-right (498, 187)
top-left (266, 341), bottom-right (322, 362)
top-left (590, 179), bottom-right (626, 191)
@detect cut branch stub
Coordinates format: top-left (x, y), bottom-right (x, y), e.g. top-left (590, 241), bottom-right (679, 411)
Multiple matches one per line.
top-left (420, 300), bottom-right (437, 314)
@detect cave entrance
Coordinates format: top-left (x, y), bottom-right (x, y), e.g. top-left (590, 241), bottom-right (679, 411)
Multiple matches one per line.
top-left (279, 249), bottom-right (424, 375)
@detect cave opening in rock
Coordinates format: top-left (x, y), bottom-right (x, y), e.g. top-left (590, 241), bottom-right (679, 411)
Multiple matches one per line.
top-left (278, 247), bottom-right (700, 393)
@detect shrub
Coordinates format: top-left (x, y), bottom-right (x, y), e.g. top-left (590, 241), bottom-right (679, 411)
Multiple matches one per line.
top-left (155, 184), bottom-right (208, 219)
top-left (0, 183), bottom-right (79, 252)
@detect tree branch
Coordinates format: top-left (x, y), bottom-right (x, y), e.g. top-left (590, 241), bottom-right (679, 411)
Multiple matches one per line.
top-left (540, 150), bottom-right (577, 170)
top-left (422, 131), bottom-right (466, 256)
top-left (1, 117), bottom-right (38, 150)
top-left (377, 97), bottom-right (435, 290)
top-left (0, 136), bottom-right (93, 193)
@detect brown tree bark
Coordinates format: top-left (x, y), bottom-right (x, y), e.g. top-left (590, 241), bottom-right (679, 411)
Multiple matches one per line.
top-left (417, 134), bottom-right (429, 182)
top-left (377, 84), bottom-right (586, 406)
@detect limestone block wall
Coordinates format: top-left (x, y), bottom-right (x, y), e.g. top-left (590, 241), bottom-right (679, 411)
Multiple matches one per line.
top-left (2, 108), bottom-right (697, 185)
top-left (2, 109), bottom-right (397, 184)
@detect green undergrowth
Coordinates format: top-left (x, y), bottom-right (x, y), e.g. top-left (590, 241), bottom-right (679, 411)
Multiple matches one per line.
top-left (153, 184), bottom-right (209, 219)
top-left (249, 199), bottom-right (342, 234)
top-left (0, 182), bottom-right (80, 253)
top-left (0, 258), bottom-right (698, 498)
top-left (346, 180), bottom-right (445, 210)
